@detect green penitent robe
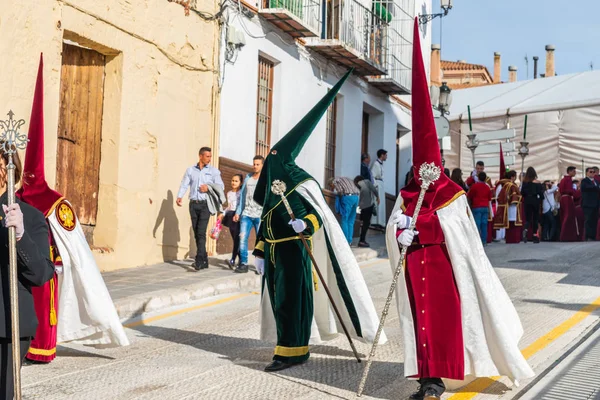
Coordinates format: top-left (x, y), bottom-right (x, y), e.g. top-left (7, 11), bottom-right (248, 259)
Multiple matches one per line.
top-left (253, 186), bottom-right (322, 363)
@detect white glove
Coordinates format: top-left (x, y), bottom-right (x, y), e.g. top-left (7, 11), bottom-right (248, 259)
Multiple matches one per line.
top-left (255, 258), bottom-right (265, 275)
top-left (397, 229), bottom-right (418, 247)
top-left (391, 210), bottom-right (411, 229)
top-left (289, 219), bottom-right (307, 233)
top-left (4, 204), bottom-right (24, 240)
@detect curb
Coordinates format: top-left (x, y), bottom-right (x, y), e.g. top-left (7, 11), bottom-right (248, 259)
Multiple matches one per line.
top-left (114, 249), bottom-right (382, 322)
top-left (115, 274), bottom-right (261, 321)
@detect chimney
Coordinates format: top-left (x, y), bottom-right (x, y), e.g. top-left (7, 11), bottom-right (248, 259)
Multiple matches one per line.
top-left (533, 56), bottom-right (539, 79)
top-left (508, 65), bottom-right (518, 83)
top-left (493, 52), bottom-right (501, 83)
top-left (431, 44), bottom-right (441, 86)
top-left (545, 45), bottom-right (555, 77)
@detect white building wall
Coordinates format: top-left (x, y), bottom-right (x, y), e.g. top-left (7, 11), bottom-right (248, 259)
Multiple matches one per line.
top-left (220, 0), bottom-right (432, 195)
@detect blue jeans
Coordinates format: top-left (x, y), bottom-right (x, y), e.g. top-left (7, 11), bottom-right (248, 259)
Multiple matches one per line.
top-left (472, 207), bottom-right (489, 244)
top-left (239, 215), bottom-right (261, 264)
top-left (337, 195), bottom-right (359, 244)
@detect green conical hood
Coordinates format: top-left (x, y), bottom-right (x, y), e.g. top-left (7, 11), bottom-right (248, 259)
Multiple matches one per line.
top-left (254, 69), bottom-right (353, 211)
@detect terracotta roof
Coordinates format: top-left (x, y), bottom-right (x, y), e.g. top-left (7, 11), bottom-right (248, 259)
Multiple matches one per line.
top-left (441, 60), bottom-right (488, 71)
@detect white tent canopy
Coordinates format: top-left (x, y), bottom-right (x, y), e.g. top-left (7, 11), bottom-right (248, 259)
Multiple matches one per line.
top-left (444, 70), bottom-right (600, 182)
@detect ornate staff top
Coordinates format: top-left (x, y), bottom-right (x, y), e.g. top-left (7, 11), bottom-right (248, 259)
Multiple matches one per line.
top-left (271, 180), bottom-right (287, 196)
top-left (418, 162), bottom-right (441, 190)
top-left (0, 110), bottom-right (29, 155)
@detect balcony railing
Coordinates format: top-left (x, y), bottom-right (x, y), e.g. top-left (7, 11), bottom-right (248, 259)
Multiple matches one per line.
top-left (304, 0), bottom-right (387, 76)
top-left (367, 1), bottom-right (413, 94)
top-left (259, 0), bottom-right (322, 38)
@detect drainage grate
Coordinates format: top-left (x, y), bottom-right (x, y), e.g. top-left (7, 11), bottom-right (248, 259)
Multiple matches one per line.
top-left (527, 333), bottom-right (600, 399)
top-left (509, 259), bottom-right (546, 263)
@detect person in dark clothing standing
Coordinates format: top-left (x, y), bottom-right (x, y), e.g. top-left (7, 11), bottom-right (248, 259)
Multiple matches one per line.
top-left (450, 168), bottom-right (468, 192)
top-left (0, 148), bottom-right (55, 400)
top-left (581, 167), bottom-right (600, 240)
top-left (521, 167), bottom-right (544, 243)
top-left (355, 176), bottom-right (379, 248)
top-left (360, 153), bottom-right (373, 183)
top-left (177, 147), bottom-right (225, 270)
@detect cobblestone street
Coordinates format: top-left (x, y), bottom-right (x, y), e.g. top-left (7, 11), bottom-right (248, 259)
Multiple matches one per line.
top-left (22, 240), bottom-right (600, 400)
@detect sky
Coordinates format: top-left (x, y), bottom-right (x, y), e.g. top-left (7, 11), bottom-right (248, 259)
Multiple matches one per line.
top-left (430, 0), bottom-right (600, 82)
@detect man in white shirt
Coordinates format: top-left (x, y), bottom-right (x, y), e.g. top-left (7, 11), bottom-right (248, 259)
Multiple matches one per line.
top-left (370, 149), bottom-right (387, 229)
top-left (542, 180), bottom-right (559, 241)
top-left (177, 147), bottom-right (224, 270)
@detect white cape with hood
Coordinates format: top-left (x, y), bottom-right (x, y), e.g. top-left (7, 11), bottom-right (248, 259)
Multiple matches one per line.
top-left (47, 199), bottom-right (129, 347)
top-left (386, 193), bottom-right (534, 385)
top-left (259, 180), bottom-right (386, 346)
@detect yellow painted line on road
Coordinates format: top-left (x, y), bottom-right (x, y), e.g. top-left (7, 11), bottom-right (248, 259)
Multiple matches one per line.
top-left (447, 296), bottom-right (600, 400)
top-left (124, 292), bottom-right (259, 329)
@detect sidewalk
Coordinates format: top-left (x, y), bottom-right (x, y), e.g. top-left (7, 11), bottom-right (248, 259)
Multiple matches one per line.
top-left (104, 231), bottom-right (387, 321)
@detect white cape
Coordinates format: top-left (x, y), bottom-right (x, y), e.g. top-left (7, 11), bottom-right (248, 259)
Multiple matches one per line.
top-left (386, 193), bottom-right (534, 385)
top-left (48, 199), bottom-right (129, 347)
top-left (259, 180), bottom-right (386, 346)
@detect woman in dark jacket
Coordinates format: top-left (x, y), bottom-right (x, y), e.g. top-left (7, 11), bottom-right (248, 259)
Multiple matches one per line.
top-left (450, 168), bottom-right (468, 192)
top-left (355, 175), bottom-right (379, 248)
top-left (521, 167), bottom-right (545, 243)
top-left (0, 148), bottom-right (54, 399)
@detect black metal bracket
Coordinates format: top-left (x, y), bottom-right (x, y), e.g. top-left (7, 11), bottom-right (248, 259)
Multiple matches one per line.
top-left (418, 8), bottom-right (450, 25)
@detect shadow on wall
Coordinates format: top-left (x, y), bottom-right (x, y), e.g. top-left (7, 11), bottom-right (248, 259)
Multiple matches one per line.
top-left (152, 190), bottom-right (181, 262)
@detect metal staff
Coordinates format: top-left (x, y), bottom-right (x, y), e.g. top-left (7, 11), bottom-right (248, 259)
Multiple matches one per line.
top-left (270, 180), bottom-right (361, 363)
top-left (0, 111), bottom-right (28, 400)
top-left (357, 162), bottom-right (441, 397)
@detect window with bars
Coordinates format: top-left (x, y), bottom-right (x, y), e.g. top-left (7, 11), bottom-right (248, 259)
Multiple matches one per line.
top-left (324, 97), bottom-right (338, 184)
top-left (256, 57), bottom-right (274, 158)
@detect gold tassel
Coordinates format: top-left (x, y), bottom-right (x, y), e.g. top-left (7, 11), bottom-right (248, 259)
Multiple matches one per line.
top-left (49, 277), bottom-right (57, 326)
top-left (312, 268), bottom-right (318, 291)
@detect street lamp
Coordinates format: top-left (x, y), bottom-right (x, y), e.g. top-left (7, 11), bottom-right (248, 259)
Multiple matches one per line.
top-left (438, 82), bottom-right (452, 115)
top-left (432, 82), bottom-right (453, 166)
top-left (419, 0), bottom-right (453, 25)
top-left (518, 141), bottom-right (529, 180)
top-left (466, 133), bottom-right (480, 170)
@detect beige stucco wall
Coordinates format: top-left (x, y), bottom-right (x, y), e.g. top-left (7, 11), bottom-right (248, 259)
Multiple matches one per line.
top-left (0, 0), bottom-right (220, 271)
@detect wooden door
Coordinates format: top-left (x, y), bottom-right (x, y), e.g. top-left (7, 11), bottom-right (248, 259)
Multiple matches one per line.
top-left (56, 43), bottom-right (105, 229)
top-left (361, 112), bottom-right (369, 155)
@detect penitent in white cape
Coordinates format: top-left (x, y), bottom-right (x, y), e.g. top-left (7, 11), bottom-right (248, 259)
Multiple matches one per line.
top-left (48, 200), bottom-right (129, 347)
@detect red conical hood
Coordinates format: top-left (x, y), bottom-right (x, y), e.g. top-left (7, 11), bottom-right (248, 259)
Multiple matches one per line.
top-left (400, 19), bottom-right (463, 221)
top-left (499, 143), bottom-right (506, 180)
top-left (16, 54), bottom-right (63, 216)
top-left (411, 18), bottom-right (442, 180)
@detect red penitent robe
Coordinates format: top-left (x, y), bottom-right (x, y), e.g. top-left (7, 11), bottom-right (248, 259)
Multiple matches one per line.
top-left (396, 212), bottom-right (464, 380)
top-left (558, 176), bottom-right (579, 242)
top-left (26, 234), bottom-right (61, 362)
top-left (493, 180), bottom-right (523, 229)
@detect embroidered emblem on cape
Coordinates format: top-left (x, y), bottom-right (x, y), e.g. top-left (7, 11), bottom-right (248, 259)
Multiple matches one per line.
top-left (56, 201), bottom-right (76, 231)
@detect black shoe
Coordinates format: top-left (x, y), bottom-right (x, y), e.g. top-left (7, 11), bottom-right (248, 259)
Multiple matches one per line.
top-left (22, 358), bottom-right (47, 366)
top-left (227, 259), bottom-right (236, 270)
top-left (523, 229), bottom-right (528, 243)
top-left (234, 264), bottom-right (249, 274)
top-left (423, 388), bottom-right (441, 400)
top-left (264, 360), bottom-right (294, 372)
top-left (358, 241), bottom-right (370, 248)
top-left (192, 262), bottom-right (201, 271)
top-left (201, 263), bottom-right (209, 269)
top-left (533, 235), bottom-right (540, 244)
top-left (409, 386), bottom-right (425, 399)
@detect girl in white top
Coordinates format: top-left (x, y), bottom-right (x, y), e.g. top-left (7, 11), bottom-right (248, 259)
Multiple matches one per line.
top-left (220, 174), bottom-right (243, 268)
